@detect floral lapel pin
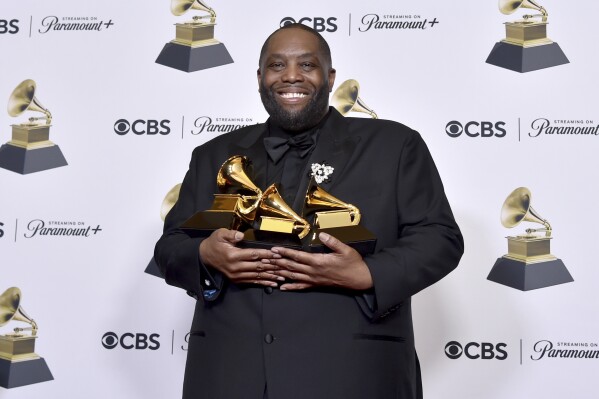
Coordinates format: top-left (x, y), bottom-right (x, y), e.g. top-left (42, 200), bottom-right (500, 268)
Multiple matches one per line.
top-left (310, 162), bottom-right (334, 184)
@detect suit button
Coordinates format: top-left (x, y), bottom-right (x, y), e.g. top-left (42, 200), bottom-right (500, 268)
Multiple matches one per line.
top-left (264, 334), bottom-right (274, 344)
top-left (264, 287), bottom-right (274, 294)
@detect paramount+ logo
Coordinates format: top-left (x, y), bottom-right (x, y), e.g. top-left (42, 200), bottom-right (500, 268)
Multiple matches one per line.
top-left (113, 119), bottom-right (170, 136)
top-left (102, 332), bottom-right (160, 350)
top-left (280, 17), bottom-right (337, 32)
top-left (0, 19), bottom-right (19, 34)
top-left (445, 341), bottom-right (508, 360)
top-left (445, 120), bottom-right (506, 138)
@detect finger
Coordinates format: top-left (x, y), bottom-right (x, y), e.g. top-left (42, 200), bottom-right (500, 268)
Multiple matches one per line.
top-left (280, 282), bottom-right (313, 291)
top-left (318, 232), bottom-right (351, 255)
top-left (236, 279), bottom-right (279, 287)
top-left (271, 246), bottom-right (317, 265)
top-left (234, 271), bottom-right (284, 282)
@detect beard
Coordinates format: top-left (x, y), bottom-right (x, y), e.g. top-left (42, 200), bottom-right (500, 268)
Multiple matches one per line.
top-left (260, 81), bottom-right (330, 132)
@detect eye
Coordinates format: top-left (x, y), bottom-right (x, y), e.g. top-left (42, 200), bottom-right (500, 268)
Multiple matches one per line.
top-left (269, 62), bottom-right (285, 71)
top-left (300, 62), bottom-right (316, 71)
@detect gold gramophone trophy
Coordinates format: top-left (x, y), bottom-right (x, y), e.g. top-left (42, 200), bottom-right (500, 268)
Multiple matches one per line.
top-left (146, 183), bottom-right (182, 278)
top-left (0, 79), bottom-right (67, 174)
top-left (331, 79), bottom-right (378, 119)
top-left (302, 178), bottom-right (376, 255)
top-left (181, 155), bottom-right (262, 236)
top-left (0, 287), bottom-right (53, 389)
top-left (486, 0), bottom-right (569, 72)
top-left (487, 187), bottom-right (573, 290)
top-left (240, 183), bottom-right (311, 249)
top-left (156, 0), bottom-right (233, 72)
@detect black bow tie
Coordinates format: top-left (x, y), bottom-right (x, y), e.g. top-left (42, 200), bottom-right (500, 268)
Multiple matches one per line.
top-left (263, 131), bottom-right (316, 164)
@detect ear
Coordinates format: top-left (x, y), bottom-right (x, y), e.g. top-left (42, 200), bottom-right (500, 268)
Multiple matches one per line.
top-left (257, 68), bottom-right (262, 92)
top-left (328, 68), bottom-right (336, 92)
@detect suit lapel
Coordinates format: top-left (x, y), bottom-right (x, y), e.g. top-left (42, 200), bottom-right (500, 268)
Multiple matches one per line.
top-left (308, 109), bottom-right (360, 192)
top-left (292, 109), bottom-right (360, 211)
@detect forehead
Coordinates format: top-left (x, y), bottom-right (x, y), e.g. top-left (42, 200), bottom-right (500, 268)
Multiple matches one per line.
top-left (264, 28), bottom-right (324, 60)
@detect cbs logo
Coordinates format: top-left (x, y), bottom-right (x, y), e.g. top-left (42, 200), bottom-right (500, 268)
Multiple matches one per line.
top-left (445, 121), bottom-right (506, 138)
top-left (0, 19), bottom-right (19, 34)
top-left (280, 17), bottom-right (338, 33)
top-left (113, 119), bottom-right (170, 135)
top-left (0, 221), bottom-right (4, 238)
top-left (445, 341), bottom-right (508, 360)
top-left (102, 332), bottom-right (160, 350)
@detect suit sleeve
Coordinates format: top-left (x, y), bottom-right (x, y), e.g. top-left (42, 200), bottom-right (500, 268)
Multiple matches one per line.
top-left (358, 131), bottom-right (464, 320)
top-left (154, 146), bottom-right (225, 301)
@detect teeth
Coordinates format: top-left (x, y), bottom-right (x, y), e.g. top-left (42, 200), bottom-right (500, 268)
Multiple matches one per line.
top-left (280, 93), bottom-right (306, 98)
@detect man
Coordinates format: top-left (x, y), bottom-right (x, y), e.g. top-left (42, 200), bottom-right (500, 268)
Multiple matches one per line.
top-left (155, 24), bottom-right (463, 399)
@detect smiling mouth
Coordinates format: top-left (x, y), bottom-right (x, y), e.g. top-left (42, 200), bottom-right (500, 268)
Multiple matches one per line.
top-left (279, 92), bottom-right (307, 99)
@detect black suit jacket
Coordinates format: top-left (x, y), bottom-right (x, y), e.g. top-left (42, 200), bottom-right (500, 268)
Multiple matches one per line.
top-left (155, 109), bottom-right (463, 399)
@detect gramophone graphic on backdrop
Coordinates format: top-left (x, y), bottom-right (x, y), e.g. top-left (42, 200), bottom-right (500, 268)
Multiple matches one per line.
top-left (156, 0), bottom-right (233, 72)
top-left (0, 287), bottom-right (53, 389)
top-left (0, 79), bottom-right (67, 174)
top-left (486, 0), bottom-right (569, 72)
top-left (487, 187), bottom-right (573, 291)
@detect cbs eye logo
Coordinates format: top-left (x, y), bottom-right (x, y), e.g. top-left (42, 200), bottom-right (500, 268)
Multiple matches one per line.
top-left (280, 17), bottom-right (337, 33)
top-left (102, 332), bottom-right (160, 350)
top-left (445, 121), bottom-right (506, 138)
top-left (113, 119), bottom-right (170, 136)
top-left (445, 341), bottom-right (508, 360)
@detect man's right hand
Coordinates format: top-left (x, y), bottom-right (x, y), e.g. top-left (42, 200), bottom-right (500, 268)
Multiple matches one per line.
top-left (199, 229), bottom-right (283, 287)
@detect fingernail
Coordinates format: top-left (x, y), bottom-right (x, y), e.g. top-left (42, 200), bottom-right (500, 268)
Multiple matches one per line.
top-left (319, 232), bottom-right (330, 242)
top-left (234, 231), bottom-right (244, 240)
top-left (271, 247), bottom-right (280, 253)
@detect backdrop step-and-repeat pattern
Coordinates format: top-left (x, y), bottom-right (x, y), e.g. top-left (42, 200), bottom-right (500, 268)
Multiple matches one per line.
top-left (1, 0), bottom-right (598, 398)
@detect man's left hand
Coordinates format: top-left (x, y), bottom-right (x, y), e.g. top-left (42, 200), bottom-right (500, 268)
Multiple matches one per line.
top-left (264, 232), bottom-right (373, 291)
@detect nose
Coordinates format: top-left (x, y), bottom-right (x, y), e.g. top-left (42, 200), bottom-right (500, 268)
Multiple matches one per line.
top-left (281, 64), bottom-right (304, 83)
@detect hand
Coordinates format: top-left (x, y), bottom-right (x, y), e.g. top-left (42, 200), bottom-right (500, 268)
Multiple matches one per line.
top-left (199, 229), bottom-right (283, 287)
top-left (265, 232), bottom-right (373, 291)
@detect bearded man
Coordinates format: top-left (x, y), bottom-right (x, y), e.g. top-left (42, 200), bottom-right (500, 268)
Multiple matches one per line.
top-left (155, 23), bottom-right (463, 399)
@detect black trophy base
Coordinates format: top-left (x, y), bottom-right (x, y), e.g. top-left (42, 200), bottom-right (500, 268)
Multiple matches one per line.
top-left (486, 41), bottom-right (569, 73)
top-left (180, 211), bottom-right (239, 238)
top-left (145, 257), bottom-right (164, 279)
top-left (155, 42), bottom-right (234, 72)
top-left (308, 226), bottom-right (377, 256)
top-left (0, 144), bottom-right (67, 174)
top-left (0, 357), bottom-right (54, 389)
top-left (239, 230), bottom-right (302, 250)
top-left (487, 257), bottom-right (573, 291)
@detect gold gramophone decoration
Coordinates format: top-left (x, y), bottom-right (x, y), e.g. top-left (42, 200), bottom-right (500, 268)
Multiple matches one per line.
top-left (0, 79), bottom-right (67, 174)
top-left (487, 187), bottom-right (573, 290)
top-left (0, 287), bottom-right (53, 389)
top-left (331, 79), bottom-right (378, 119)
top-left (156, 0), bottom-right (233, 72)
top-left (181, 155), bottom-right (377, 255)
top-left (486, 0), bottom-right (569, 72)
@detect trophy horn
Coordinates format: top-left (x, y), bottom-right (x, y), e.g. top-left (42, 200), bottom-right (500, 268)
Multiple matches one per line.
top-left (500, 187), bottom-right (551, 236)
top-left (257, 184), bottom-right (310, 239)
top-left (304, 179), bottom-right (361, 227)
top-left (217, 155), bottom-right (262, 216)
top-left (7, 79), bottom-right (52, 125)
top-left (160, 183), bottom-right (182, 221)
top-left (171, 0), bottom-right (216, 20)
top-left (499, 0), bottom-right (547, 20)
top-left (331, 79), bottom-right (378, 119)
top-left (0, 287), bottom-right (38, 336)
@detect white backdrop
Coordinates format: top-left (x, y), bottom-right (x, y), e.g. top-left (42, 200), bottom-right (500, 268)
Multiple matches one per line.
top-left (1, 0), bottom-right (598, 398)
